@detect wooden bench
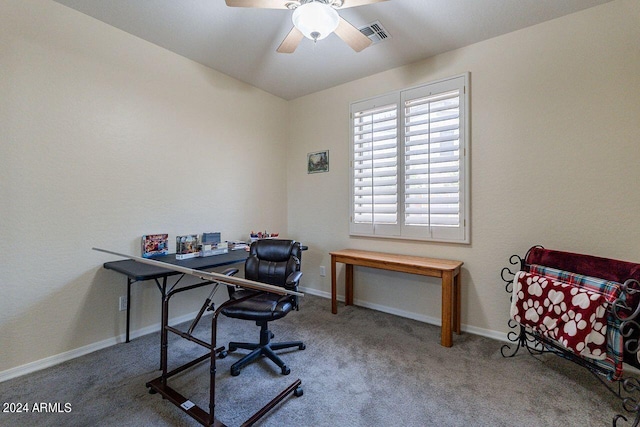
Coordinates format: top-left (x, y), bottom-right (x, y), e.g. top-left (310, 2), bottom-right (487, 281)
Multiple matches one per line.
top-left (330, 249), bottom-right (463, 347)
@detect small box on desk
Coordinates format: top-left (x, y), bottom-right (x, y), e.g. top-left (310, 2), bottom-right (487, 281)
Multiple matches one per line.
top-left (201, 232), bottom-right (221, 245)
top-left (200, 248), bottom-right (228, 257)
top-left (142, 234), bottom-right (169, 258)
top-left (176, 234), bottom-right (199, 260)
top-left (199, 232), bottom-right (227, 257)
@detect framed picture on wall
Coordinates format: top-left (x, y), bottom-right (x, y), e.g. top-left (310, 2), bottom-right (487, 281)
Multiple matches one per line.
top-left (308, 150), bottom-right (329, 174)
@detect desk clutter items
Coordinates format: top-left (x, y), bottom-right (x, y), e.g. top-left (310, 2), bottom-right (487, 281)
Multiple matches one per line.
top-left (249, 230), bottom-right (279, 243)
top-left (176, 234), bottom-right (200, 260)
top-left (200, 232), bottom-right (228, 257)
top-left (142, 232), bottom-right (229, 259)
top-left (141, 234), bottom-right (169, 258)
top-left (227, 240), bottom-right (249, 251)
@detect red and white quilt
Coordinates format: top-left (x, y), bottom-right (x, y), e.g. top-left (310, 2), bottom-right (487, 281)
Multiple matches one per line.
top-left (511, 271), bottom-right (609, 360)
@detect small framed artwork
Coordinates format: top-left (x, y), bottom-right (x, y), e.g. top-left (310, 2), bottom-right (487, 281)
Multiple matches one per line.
top-left (308, 150), bottom-right (329, 174)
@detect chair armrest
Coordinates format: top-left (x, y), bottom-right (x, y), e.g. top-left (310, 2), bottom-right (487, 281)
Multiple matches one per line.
top-left (221, 268), bottom-right (239, 276)
top-left (284, 270), bottom-right (303, 310)
top-left (285, 271), bottom-right (303, 289)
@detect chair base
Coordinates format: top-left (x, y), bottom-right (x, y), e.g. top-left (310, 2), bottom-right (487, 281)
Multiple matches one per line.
top-left (226, 322), bottom-right (305, 376)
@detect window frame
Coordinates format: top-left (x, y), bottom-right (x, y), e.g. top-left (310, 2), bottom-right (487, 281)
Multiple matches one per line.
top-left (349, 73), bottom-right (470, 244)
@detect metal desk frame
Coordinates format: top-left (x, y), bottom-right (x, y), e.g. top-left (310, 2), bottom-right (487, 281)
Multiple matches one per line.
top-left (145, 280), bottom-right (302, 426)
top-left (96, 248), bottom-right (304, 427)
top-left (104, 251), bottom-right (250, 343)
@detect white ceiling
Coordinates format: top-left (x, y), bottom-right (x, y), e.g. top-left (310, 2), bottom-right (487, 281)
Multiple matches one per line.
top-left (52, 0), bottom-right (612, 100)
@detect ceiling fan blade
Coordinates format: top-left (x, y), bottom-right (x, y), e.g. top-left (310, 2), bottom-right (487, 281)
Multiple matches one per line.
top-left (338, 0), bottom-right (388, 9)
top-left (334, 17), bottom-right (373, 52)
top-left (277, 27), bottom-right (304, 53)
top-left (225, 0), bottom-right (290, 9)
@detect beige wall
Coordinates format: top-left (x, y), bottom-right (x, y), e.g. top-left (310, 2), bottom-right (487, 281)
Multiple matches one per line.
top-left (288, 0), bottom-right (640, 337)
top-left (0, 0), bottom-right (289, 374)
top-left (2, 0), bottom-right (639, 377)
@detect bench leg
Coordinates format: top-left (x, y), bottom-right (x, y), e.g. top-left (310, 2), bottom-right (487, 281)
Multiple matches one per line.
top-left (453, 271), bottom-right (461, 335)
top-left (441, 271), bottom-right (454, 347)
top-left (345, 264), bottom-right (354, 306)
top-left (331, 256), bottom-right (338, 314)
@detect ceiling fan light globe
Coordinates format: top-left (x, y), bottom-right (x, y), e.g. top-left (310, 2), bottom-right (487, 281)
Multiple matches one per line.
top-left (292, 2), bottom-right (339, 41)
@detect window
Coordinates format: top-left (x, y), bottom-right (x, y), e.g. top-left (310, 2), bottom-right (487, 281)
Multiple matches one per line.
top-left (350, 74), bottom-right (469, 243)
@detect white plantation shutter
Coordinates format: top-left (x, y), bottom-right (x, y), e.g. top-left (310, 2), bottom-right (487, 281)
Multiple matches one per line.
top-left (402, 77), bottom-right (465, 241)
top-left (350, 93), bottom-right (400, 236)
top-left (350, 74), bottom-right (469, 243)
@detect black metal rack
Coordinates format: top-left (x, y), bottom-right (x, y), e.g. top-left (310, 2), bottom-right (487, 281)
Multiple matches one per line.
top-left (500, 247), bottom-right (640, 427)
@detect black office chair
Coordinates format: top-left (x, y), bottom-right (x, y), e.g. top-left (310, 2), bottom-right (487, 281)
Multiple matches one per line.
top-left (220, 239), bottom-right (305, 376)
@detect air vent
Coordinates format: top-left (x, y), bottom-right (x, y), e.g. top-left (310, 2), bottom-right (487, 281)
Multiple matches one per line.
top-left (358, 21), bottom-right (390, 45)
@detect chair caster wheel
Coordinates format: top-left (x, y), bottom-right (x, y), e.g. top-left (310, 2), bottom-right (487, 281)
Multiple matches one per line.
top-left (270, 332), bottom-right (275, 339)
top-left (281, 366), bottom-right (290, 375)
top-left (231, 367), bottom-right (241, 376)
top-left (148, 388), bottom-right (157, 395)
top-left (299, 344), bottom-right (306, 350)
top-left (294, 387), bottom-right (303, 397)
top-left (218, 350), bottom-right (228, 359)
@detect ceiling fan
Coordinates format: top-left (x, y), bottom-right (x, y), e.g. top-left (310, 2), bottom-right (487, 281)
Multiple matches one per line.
top-left (225, 0), bottom-right (388, 53)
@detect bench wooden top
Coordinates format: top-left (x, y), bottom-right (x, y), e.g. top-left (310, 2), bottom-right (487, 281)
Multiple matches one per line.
top-left (330, 249), bottom-right (463, 278)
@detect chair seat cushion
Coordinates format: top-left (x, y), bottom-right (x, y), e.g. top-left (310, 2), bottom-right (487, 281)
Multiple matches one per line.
top-left (221, 291), bottom-right (293, 322)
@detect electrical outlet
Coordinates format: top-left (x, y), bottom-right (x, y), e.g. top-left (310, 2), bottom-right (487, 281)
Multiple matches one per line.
top-left (319, 266), bottom-right (326, 277)
top-left (119, 296), bottom-right (128, 311)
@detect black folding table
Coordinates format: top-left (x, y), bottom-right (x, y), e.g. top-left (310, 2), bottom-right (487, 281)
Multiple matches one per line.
top-left (104, 251), bottom-right (250, 343)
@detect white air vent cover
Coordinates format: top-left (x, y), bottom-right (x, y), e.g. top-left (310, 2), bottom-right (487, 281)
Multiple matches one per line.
top-left (358, 20), bottom-right (390, 44)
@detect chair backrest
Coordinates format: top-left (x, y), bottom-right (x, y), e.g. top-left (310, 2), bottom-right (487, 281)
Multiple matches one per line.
top-left (245, 239), bottom-right (301, 287)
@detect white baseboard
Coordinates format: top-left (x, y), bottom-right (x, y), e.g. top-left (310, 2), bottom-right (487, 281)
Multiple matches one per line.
top-left (300, 286), bottom-right (509, 343)
top-left (1, 290), bottom-right (508, 383)
top-left (0, 310), bottom-right (201, 383)
top-left (300, 287), bottom-right (640, 375)
top-left (0, 337), bottom-right (119, 383)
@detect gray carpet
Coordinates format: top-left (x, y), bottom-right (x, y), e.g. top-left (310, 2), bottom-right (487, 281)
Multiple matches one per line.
top-left (0, 294), bottom-right (629, 426)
